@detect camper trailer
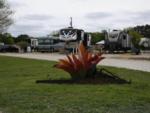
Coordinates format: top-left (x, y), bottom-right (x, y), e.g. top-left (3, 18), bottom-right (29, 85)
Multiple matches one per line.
top-left (105, 30), bottom-right (133, 52)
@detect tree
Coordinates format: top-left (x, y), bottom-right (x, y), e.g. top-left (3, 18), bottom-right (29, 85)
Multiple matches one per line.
top-left (48, 31), bottom-right (59, 37)
top-left (90, 32), bottom-right (105, 45)
top-left (15, 34), bottom-right (30, 51)
top-left (16, 41), bottom-right (29, 50)
top-left (133, 24), bottom-right (150, 38)
top-left (0, 33), bottom-right (14, 44)
top-left (128, 30), bottom-right (142, 48)
top-left (15, 34), bottom-right (30, 43)
top-left (0, 0), bottom-right (13, 33)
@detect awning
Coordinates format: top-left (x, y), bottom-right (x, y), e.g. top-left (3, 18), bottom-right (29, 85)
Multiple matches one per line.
top-left (96, 40), bottom-right (105, 45)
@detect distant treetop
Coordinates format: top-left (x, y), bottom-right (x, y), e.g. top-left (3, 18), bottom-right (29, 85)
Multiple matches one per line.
top-left (0, 0), bottom-right (13, 33)
top-left (133, 24), bottom-right (150, 38)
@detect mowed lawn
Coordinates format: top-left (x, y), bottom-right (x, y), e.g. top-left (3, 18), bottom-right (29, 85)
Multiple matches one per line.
top-left (0, 56), bottom-right (150, 113)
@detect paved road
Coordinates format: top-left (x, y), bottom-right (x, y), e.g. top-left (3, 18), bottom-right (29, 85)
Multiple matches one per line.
top-left (0, 53), bottom-right (150, 72)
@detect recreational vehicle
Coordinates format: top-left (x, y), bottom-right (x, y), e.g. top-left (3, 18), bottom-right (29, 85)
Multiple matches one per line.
top-left (105, 30), bottom-right (133, 52)
top-left (139, 37), bottom-right (150, 49)
top-left (59, 18), bottom-right (91, 52)
top-left (31, 37), bottom-right (60, 52)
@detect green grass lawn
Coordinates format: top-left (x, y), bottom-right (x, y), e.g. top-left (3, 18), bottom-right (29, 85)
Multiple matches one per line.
top-left (0, 56), bottom-right (150, 113)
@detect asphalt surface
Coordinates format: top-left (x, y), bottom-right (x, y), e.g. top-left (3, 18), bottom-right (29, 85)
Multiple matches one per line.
top-left (0, 53), bottom-right (150, 72)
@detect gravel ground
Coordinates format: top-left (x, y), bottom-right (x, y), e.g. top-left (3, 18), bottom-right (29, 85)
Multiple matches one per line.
top-left (100, 58), bottom-right (150, 72)
top-left (0, 53), bottom-right (150, 72)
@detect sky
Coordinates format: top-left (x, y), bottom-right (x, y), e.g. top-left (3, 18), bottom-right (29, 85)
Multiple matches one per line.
top-left (7, 0), bottom-right (150, 37)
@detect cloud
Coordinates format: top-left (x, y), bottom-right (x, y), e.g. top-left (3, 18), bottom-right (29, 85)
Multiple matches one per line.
top-left (114, 10), bottom-right (150, 25)
top-left (136, 10), bottom-right (150, 21)
top-left (13, 24), bottom-right (43, 31)
top-left (8, 0), bottom-right (26, 8)
top-left (23, 14), bottom-right (53, 21)
top-left (85, 12), bottom-right (112, 19)
top-left (8, 24), bottom-right (47, 36)
top-left (7, 0), bottom-right (150, 36)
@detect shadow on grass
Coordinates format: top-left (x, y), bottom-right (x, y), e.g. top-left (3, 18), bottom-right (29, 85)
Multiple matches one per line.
top-left (36, 68), bottom-right (131, 85)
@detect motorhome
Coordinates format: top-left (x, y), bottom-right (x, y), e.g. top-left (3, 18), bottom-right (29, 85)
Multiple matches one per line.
top-left (59, 18), bottom-right (91, 52)
top-left (31, 36), bottom-right (60, 52)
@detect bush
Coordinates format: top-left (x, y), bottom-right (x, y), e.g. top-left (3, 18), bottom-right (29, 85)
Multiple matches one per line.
top-left (16, 41), bottom-right (29, 51)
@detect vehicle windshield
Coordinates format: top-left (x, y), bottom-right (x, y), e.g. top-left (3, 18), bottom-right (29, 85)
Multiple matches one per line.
top-left (60, 29), bottom-right (76, 36)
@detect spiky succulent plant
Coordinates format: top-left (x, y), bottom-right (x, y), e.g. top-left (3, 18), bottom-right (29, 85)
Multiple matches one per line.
top-left (54, 42), bottom-right (105, 80)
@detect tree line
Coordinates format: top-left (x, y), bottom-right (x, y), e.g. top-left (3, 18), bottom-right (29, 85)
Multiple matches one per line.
top-left (133, 24), bottom-right (150, 38)
top-left (0, 33), bottom-right (31, 50)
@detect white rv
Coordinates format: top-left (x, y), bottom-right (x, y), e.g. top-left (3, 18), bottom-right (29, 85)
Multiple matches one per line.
top-left (105, 30), bottom-right (133, 52)
top-left (59, 18), bottom-right (91, 52)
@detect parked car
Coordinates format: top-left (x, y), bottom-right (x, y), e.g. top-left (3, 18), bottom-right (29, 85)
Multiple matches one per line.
top-left (0, 45), bottom-right (20, 52)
